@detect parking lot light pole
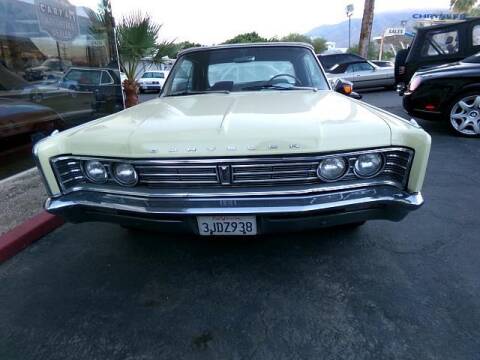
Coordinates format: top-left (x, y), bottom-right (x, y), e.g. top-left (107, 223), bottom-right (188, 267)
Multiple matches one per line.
top-left (346, 4), bottom-right (354, 49)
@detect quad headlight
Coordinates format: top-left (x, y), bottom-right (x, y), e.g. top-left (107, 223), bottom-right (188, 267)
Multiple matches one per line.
top-left (317, 157), bottom-right (347, 181)
top-left (113, 163), bottom-right (138, 186)
top-left (83, 160), bottom-right (108, 183)
top-left (354, 153), bottom-right (383, 178)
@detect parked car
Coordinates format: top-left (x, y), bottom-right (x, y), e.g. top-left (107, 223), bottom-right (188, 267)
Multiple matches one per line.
top-left (1, 62), bottom-right (95, 128)
top-left (34, 43), bottom-right (431, 236)
top-left (326, 60), bottom-right (395, 90)
top-left (24, 58), bottom-right (72, 82)
top-left (403, 52), bottom-right (480, 137)
top-left (395, 18), bottom-right (480, 92)
top-left (58, 67), bottom-right (123, 114)
top-left (0, 97), bottom-right (66, 148)
top-left (137, 70), bottom-right (169, 93)
top-left (317, 53), bottom-right (365, 72)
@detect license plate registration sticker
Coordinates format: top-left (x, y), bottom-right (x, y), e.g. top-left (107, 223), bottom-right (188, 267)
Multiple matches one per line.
top-left (196, 216), bottom-right (257, 236)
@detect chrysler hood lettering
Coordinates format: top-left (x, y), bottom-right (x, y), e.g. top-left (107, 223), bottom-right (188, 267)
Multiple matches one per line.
top-left (63, 91), bottom-right (392, 157)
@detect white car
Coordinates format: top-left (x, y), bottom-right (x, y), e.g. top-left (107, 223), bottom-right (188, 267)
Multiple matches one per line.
top-left (137, 71), bottom-right (169, 93)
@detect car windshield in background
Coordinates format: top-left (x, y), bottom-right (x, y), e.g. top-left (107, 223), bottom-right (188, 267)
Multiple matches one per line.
top-left (162, 46), bottom-right (329, 96)
top-left (142, 72), bottom-right (164, 78)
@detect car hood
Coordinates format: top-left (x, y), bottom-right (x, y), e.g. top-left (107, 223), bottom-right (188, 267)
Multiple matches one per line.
top-left (59, 90), bottom-right (394, 158)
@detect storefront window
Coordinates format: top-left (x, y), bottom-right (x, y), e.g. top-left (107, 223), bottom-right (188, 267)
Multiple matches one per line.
top-left (0, 0), bottom-right (124, 178)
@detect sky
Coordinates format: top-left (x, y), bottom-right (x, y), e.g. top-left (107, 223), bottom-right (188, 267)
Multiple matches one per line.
top-left (72, 0), bottom-right (451, 44)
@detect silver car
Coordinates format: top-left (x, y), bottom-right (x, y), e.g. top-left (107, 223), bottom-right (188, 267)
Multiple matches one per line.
top-left (326, 60), bottom-right (395, 90)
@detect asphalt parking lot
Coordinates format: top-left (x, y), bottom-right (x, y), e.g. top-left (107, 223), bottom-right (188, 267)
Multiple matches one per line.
top-left (1, 90), bottom-right (480, 359)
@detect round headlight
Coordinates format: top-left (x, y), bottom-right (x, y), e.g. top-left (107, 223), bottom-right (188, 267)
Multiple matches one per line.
top-left (317, 157), bottom-right (347, 181)
top-left (84, 160), bottom-right (107, 183)
top-left (354, 153), bottom-right (383, 178)
top-left (113, 163), bottom-right (138, 186)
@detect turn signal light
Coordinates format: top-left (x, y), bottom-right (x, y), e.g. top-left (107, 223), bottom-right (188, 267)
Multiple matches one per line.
top-left (342, 84), bottom-right (353, 95)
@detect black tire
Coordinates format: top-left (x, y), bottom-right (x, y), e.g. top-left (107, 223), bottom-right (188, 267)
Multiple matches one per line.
top-left (446, 91), bottom-right (480, 137)
top-left (139, 88), bottom-right (144, 94)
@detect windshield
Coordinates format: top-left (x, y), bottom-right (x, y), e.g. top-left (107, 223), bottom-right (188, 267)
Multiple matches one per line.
top-left (142, 72), bottom-right (164, 78)
top-left (162, 46), bottom-right (329, 96)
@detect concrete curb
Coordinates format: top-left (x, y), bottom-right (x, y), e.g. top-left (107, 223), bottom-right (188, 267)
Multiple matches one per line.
top-left (0, 211), bottom-right (64, 263)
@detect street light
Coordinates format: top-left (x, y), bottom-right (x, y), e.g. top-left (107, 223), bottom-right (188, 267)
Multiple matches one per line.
top-left (346, 4), bottom-right (354, 49)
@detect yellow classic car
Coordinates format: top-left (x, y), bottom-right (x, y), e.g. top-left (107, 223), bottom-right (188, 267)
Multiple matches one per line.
top-left (34, 43), bottom-right (431, 236)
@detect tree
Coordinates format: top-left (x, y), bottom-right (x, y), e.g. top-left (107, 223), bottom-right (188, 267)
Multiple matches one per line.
top-left (280, 33), bottom-right (327, 53)
top-left (450, 0), bottom-right (480, 15)
top-left (312, 38), bottom-right (327, 54)
top-left (116, 12), bottom-right (161, 107)
top-left (358, 0), bottom-right (375, 58)
top-left (224, 32), bottom-right (268, 44)
top-left (280, 33), bottom-right (312, 43)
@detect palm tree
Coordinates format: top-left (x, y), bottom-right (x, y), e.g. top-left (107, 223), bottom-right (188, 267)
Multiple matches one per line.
top-left (358, 0), bottom-right (375, 59)
top-left (451, 0), bottom-right (480, 15)
top-left (116, 12), bottom-right (161, 107)
top-left (450, 0), bottom-right (478, 12)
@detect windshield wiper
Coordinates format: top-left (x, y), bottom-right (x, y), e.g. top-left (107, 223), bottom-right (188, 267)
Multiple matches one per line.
top-left (241, 84), bottom-right (317, 91)
top-left (165, 90), bottom-right (230, 97)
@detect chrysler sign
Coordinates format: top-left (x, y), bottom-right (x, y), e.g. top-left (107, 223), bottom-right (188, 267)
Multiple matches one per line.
top-left (35, 0), bottom-right (79, 42)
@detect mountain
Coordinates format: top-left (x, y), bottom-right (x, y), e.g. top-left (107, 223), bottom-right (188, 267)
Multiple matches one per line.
top-left (306, 9), bottom-right (450, 48)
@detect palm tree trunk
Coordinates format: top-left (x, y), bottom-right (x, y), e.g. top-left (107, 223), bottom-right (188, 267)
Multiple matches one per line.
top-left (358, 0), bottom-right (375, 58)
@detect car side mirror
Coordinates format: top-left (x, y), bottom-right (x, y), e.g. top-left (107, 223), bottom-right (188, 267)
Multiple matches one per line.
top-left (333, 79), bottom-right (362, 100)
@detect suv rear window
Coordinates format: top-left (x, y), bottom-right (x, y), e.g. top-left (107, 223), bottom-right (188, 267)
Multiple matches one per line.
top-left (422, 30), bottom-right (459, 56)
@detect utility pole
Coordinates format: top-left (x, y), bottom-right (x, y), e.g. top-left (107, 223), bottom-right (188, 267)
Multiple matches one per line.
top-left (358, 0), bottom-right (375, 59)
top-left (346, 4), bottom-right (354, 49)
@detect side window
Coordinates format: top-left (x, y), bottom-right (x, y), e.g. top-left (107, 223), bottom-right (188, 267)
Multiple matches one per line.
top-left (171, 59), bottom-right (193, 93)
top-left (473, 25), bottom-right (480, 46)
top-left (422, 30), bottom-right (459, 56)
top-left (159, 73), bottom-right (165, 79)
top-left (101, 71), bottom-right (114, 85)
top-left (354, 62), bottom-right (374, 72)
top-left (345, 65), bottom-right (355, 73)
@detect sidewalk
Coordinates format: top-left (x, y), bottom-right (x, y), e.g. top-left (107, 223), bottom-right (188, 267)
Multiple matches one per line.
top-left (0, 168), bottom-right (46, 236)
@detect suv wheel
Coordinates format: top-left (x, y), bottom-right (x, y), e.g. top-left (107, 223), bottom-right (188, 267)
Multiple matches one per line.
top-left (449, 93), bottom-right (480, 137)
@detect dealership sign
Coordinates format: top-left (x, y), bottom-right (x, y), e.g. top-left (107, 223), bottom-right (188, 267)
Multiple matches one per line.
top-left (412, 13), bottom-right (467, 21)
top-left (35, 0), bottom-right (79, 42)
top-left (384, 27), bottom-right (406, 37)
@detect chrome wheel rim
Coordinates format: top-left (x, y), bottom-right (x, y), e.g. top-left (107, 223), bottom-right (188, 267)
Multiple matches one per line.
top-left (450, 95), bottom-right (480, 135)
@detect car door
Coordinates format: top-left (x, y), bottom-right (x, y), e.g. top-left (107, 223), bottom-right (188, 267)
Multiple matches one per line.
top-left (351, 61), bottom-right (379, 88)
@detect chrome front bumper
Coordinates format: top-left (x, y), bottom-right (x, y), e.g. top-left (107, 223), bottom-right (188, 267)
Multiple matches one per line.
top-left (45, 186), bottom-right (423, 234)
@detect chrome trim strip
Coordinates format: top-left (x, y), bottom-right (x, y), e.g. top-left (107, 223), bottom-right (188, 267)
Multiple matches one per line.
top-left (50, 147), bottom-right (412, 165)
top-left (46, 186), bottom-right (423, 216)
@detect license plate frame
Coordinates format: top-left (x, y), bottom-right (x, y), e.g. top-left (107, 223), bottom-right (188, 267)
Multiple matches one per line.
top-left (196, 216), bottom-right (257, 236)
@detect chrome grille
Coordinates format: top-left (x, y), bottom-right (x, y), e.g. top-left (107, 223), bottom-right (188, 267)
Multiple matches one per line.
top-left (52, 159), bottom-right (85, 190)
top-left (136, 164), bottom-right (219, 185)
top-left (51, 148), bottom-right (414, 194)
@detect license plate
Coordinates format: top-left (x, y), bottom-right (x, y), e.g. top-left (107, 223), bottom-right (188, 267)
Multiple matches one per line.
top-left (197, 216), bottom-right (257, 236)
